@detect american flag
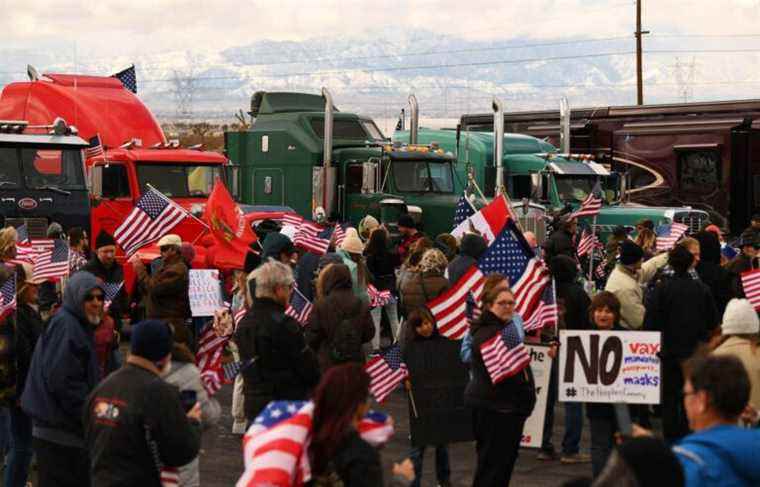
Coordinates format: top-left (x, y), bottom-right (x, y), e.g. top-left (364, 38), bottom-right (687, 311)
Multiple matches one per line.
top-left (656, 222), bottom-right (689, 252)
top-left (427, 265), bottom-right (485, 339)
top-left (332, 223), bottom-right (347, 248)
top-left (522, 279), bottom-right (558, 332)
top-left (13, 224), bottom-right (55, 265)
top-left (237, 400), bottom-right (394, 487)
top-left (0, 273), bottom-right (16, 320)
top-left (281, 213), bottom-right (304, 227)
top-left (222, 358), bottom-right (255, 382)
top-left (85, 134), bottom-right (105, 159)
top-left (102, 281), bottom-right (123, 312)
top-left (478, 219), bottom-right (550, 322)
top-left (113, 187), bottom-right (188, 256)
top-left (368, 283), bottom-right (395, 308)
top-left (285, 287), bottom-right (313, 326)
top-left (293, 221), bottom-right (330, 255)
top-left (160, 468), bottom-right (179, 487)
top-left (453, 194), bottom-right (476, 229)
top-left (577, 228), bottom-right (602, 258)
top-left (196, 324), bottom-right (231, 396)
top-left (33, 239), bottom-right (70, 280)
top-left (68, 249), bottom-right (88, 273)
top-left (233, 305), bottom-right (247, 329)
top-left (741, 269), bottom-right (760, 311)
top-left (112, 65), bottom-right (137, 93)
top-left (571, 193), bottom-right (602, 219)
top-left (365, 344), bottom-right (408, 403)
top-left (480, 320), bottom-right (531, 384)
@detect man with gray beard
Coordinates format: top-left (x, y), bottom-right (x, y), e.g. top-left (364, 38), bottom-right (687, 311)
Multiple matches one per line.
top-left (21, 271), bottom-right (104, 487)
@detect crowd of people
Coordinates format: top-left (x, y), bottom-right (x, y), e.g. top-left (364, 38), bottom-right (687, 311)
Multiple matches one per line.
top-left (0, 208), bottom-right (759, 486)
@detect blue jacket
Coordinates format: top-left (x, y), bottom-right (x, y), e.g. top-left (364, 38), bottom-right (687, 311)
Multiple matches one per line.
top-left (673, 425), bottom-right (760, 487)
top-left (21, 272), bottom-right (103, 447)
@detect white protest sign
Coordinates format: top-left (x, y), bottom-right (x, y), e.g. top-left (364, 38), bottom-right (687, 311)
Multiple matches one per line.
top-left (189, 269), bottom-right (223, 317)
top-left (559, 330), bottom-right (661, 404)
top-left (520, 344), bottom-right (552, 448)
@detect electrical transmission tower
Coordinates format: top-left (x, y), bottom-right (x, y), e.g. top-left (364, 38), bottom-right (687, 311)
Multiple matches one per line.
top-left (671, 57), bottom-right (698, 103)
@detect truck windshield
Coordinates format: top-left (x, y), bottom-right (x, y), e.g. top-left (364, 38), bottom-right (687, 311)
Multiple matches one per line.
top-left (137, 164), bottom-right (221, 197)
top-left (393, 161), bottom-right (454, 193)
top-left (0, 147), bottom-right (85, 189)
top-left (555, 175), bottom-right (618, 203)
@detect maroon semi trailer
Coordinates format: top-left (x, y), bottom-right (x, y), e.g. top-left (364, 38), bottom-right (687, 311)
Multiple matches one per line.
top-left (460, 99), bottom-right (760, 235)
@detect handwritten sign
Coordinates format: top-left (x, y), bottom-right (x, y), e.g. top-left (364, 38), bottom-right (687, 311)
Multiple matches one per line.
top-left (559, 330), bottom-right (661, 405)
top-left (520, 344), bottom-right (552, 448)
top-left (189, 269), bottom-right (223, 317)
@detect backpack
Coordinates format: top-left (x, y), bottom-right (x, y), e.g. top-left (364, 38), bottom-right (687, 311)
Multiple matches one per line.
top-left (328, 302), bottom-right (364, 364)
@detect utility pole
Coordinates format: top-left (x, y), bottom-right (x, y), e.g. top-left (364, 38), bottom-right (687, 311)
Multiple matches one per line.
top-left (635, 0), bottom-right (650, 105)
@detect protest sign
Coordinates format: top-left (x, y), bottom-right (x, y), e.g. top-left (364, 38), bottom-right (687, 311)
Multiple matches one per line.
top-left (406, 338), bottom-right (473, 447)
top-left (559, 330), bottom-right (661, 404)
top-left (520, 344), bottom-right (552, 448)
top-left (189, 269), bottom-right (223, 317)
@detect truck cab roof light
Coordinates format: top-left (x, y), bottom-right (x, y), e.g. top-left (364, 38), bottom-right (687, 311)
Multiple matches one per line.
top-left (165, 139), bottom-right (180, 148)
top-left (0, 120), bottom-right (29, 133)
top-left (120, 138), bottom-right (143, 150)
top-left (51, 117), bottom-right (71, 136)
top-left (188, 143), bottom-right (204, 151)
top-left (151, 142), bottom-right (163, 149)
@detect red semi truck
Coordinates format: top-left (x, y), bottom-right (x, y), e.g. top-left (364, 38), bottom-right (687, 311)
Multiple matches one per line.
top-left (0, 70), bottom-right (229, 261)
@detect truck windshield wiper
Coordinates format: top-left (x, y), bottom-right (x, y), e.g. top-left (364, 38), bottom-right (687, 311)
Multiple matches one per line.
top-left (34, 185), bottom-right (71, 196)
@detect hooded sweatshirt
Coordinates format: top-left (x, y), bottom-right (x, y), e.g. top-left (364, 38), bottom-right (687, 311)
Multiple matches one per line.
top-left (673, 424), bottom-right (760, 487)
top-left (447, 234), bottom-right (487, 285)
top-left (694, 231), bottom-right (735, 315)
top-left (21, 271), bottom-right (103, 447)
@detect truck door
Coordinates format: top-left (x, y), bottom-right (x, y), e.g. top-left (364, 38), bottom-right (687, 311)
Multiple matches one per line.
top-left (342, 162), bottom-right (379, 224)
top-left (90, 164), bottom-right (134, 242)
top-left (730, 126), bottom-right (760, 234)
top-left (251, 169), bottom-right (284, 206)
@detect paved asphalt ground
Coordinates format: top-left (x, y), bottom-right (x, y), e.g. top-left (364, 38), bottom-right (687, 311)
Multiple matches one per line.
top-left (199, 385), bottom-right (592, 486)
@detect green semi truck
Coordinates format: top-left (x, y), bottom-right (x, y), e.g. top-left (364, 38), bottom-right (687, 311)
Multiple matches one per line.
top-left (393, 98), bottom-right (710, 238)
top-left (224, 90), bottom-right (462, 236)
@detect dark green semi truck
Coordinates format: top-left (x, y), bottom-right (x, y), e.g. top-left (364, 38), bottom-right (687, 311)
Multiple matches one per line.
top-left (224, 90), bottom-right (462, 236)
top-left (394, 98), bottom-right (710, 238)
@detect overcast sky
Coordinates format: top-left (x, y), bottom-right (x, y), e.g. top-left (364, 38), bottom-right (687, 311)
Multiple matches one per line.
top-left (3, 0), bottom-right (760, 58)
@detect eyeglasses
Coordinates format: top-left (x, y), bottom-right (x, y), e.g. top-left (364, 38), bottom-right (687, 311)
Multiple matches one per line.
top-left (84, 293), bottom-right (105, 302)
top-left (495, 299), bottom-right (516, 306)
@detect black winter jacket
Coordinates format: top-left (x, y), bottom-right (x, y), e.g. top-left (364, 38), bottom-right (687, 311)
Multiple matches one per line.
top-left (306, 287), bottom-right (374, 371)
top-left (15, 303), bottom-right (44, 398)
top-left (365, 249), bottom-right (400, 292)
top-left (464, 310), bottom-right (536, 417)
top-left (551, 255), bottom-right (591, 331)
top-left (308, 430), bottom-right (407, 487)
top-left (643, 274), bottom-right (719, 361)
top-left (234, 297), bottom-right (321, 420)
top-left (543, 229), bottom-right (576, 263)
top-left (84, 363), bottom-right (201, 487)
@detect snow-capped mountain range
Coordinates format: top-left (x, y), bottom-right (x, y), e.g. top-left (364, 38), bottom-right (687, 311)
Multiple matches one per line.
top-left (2, 27), bottom-right (759, 131)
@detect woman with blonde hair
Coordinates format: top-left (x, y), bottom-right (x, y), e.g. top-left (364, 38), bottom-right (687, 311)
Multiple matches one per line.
top-left (634, 228), bottom-right (657, 259)
top-left (0, 227), bottom-right (18, 263)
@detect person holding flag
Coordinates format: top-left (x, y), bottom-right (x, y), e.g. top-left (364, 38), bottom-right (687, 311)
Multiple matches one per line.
top-left (465, 285), bottom-right (535, 487)
top-left (130, 234), bottom-right (192, 344)
top-left (544, 215), bottom-right (578, 263)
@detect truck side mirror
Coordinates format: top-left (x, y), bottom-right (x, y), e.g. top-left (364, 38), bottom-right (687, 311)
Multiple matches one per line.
top-left (227, 163), bottom-right (241, 199)
top-left (90, 165), bottom-right (103, 198)
top-left (362, 162), bottom-right (378, 193)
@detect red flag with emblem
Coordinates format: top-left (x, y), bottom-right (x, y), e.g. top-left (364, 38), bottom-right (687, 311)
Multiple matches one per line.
top-left (203, 178), bottom-right (257, 270)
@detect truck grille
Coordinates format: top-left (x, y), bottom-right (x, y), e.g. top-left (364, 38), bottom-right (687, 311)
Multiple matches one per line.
top-left (673, 211), bottom-right (709, 235)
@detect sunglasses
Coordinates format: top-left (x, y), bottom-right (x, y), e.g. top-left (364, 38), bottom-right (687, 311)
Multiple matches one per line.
top-left (85, 293), bottom-right (105, 302)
